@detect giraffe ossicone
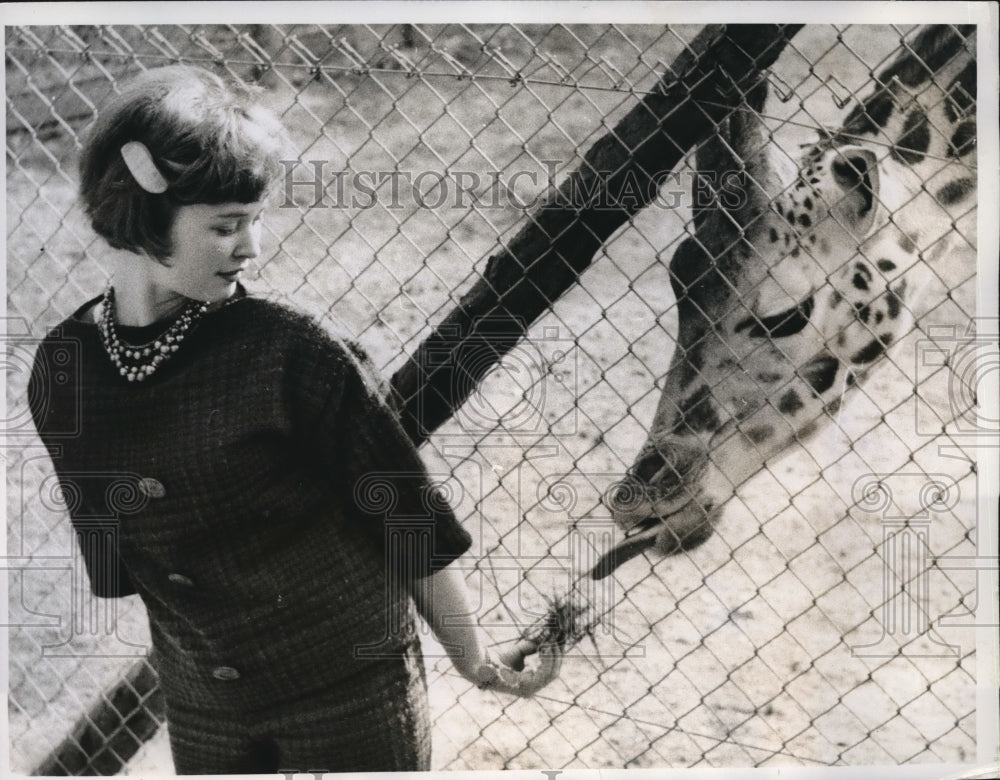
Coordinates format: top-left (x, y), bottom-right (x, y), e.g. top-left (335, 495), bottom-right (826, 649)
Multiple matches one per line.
top-left (594, 24), bottom-right (977, 580)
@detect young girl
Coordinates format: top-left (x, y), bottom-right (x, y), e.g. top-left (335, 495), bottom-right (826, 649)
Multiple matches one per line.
top-left (29, 65), bottom-right (560, 774)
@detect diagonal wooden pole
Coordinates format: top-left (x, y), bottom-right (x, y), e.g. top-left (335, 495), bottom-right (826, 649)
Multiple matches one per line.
top-left (391, 24), bottom-right (802, 445)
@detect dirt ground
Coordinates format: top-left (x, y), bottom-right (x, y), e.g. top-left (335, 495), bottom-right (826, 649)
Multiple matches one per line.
top-left (6, 23), bottom-right (984, 773)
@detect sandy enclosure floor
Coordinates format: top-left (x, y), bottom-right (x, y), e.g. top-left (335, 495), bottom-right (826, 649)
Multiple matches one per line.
top-left (6, 23), bottom-right (983, 772)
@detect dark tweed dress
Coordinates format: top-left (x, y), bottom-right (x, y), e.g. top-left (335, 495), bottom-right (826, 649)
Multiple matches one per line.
top-left (29, 288), bottom-right (472, 774)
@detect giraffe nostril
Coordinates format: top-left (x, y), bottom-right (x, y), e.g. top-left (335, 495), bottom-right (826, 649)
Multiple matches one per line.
top-left (633, 450), bottom-right (668, 482)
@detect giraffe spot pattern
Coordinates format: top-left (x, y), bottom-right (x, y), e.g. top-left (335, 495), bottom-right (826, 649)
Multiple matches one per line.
top-left (885, 59), bottom-right (928, 89)
top-left (891, 110), bottom-right (931, 165)
top-left (850, 334), bottom-right (894, 364)
top-left (884, 26), bottom-right (973, 88)
top-left (800, 355), bottom-right (839, 395)
top-left (735, 296), bottom-right (814, 339)
top-left (778, 389), bottom-right (804, 414)
top-left (935, 177), bottom-right (975, 206)
top-left (886, 287), bottom-right (902, 319)
top-left (671, 384), bottom-right (721, 435)
top-left (746, 425), bottom-right (774, 444)
top-left (798, 421), bottom-right (818, 441)
top-left (852, 262), bottom-right (873, 291)
top-left (677, 339), bottom-right (707, 389)
top-left (899, 234), bottom-right (919, 254)
top-left (948, 121), bottom-right (976, 158)
top-left (843, 88), bottom-right (894, 136)
top-left (945, 60), bottom-right (976, 122)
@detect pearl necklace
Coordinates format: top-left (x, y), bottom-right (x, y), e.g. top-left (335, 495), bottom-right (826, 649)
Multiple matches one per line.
top-left (98, 286), bottom-right (209, 382)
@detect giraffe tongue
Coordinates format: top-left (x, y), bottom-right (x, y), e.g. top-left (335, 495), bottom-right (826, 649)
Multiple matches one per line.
top-left (589, 527), bottom-right (660, 580)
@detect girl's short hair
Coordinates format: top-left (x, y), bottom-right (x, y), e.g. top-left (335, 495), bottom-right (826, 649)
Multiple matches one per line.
top-left (79, 65), bottom-right (288, 260)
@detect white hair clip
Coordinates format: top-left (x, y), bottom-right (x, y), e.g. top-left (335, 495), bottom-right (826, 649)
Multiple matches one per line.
top-left (120, 141), bottom-right (169, 194)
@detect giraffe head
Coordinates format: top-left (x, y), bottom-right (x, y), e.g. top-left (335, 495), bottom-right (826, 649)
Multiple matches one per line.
top-left (594, 25), bottom-right (977, 579)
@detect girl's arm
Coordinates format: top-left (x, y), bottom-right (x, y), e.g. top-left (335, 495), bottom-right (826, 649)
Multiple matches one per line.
top-left (408, 564), bottom-right (561, 697)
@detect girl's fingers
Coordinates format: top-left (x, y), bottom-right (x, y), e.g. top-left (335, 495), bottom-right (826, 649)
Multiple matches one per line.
top-left (523, 642), bottom-right (562, 693)
top-left (496, 637), bottom-right (541, 671)
top-left (483, 641), bottom-right (563, 697)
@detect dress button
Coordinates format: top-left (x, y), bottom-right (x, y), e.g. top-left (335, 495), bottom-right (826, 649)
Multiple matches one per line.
top-left (211, 666), bottom-right (241, 681)
top-left (167, 573), bottom-right (195, 587)
top-left (138, 477), bottom-right (166, 499)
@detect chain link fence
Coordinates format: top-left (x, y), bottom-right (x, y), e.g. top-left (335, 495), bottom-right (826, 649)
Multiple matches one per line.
top-left (5, 22), bottom-right (988, 774)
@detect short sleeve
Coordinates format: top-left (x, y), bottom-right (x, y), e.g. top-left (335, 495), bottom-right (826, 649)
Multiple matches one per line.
top-left (71, 513), bottom-right (139, 598)
top-left (291, 327), bottom-right (472, 578)
top-left (29, 336), bottom-right (139, 598)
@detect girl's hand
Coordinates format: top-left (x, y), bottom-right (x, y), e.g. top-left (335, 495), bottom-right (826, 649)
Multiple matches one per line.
top-left (472, 641), bottom-right (562, 697)
top-left (408, 565), bottom-right (563, 696)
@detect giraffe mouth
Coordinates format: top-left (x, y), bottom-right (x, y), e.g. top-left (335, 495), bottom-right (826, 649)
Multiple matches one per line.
top-left (607, 438), bottom-right (709, 528)
top-left (592, 496), bottom-right (721, 580)
top-left (606, 482), bottom-right (694, 530)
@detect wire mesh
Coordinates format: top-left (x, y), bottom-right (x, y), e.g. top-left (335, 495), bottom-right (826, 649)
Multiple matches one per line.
top-left (5, 23), bottom-right (986, 773)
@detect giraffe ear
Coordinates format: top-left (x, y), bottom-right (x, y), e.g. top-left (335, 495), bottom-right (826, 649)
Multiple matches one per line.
top-left (829, 147), bottom-right (879, 238)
